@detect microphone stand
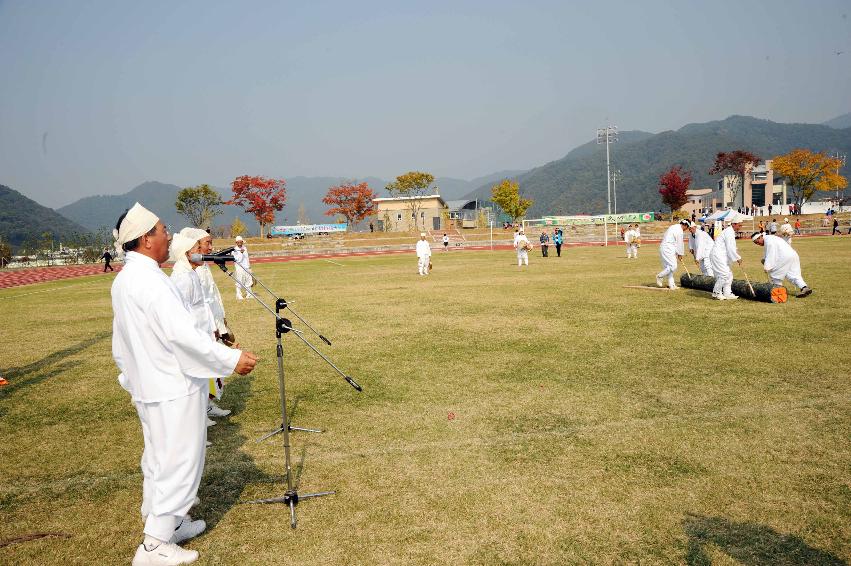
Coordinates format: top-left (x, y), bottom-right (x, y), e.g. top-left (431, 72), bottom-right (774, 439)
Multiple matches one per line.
top-left (210, 257), bottom-right (362, 528)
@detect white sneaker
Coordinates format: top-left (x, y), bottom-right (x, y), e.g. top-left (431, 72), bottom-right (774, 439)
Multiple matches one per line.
top-left (170, 515), bottom-right (206, 544)
top-left (669, 284), bottom-right (678, 290)
top-left (713, 294), bottom-right (726, 300)
top-left (207, 402), bottom-right (231, 418)
top-left (656, 277), bottom-right (664, 288)
top-left (132, 542), bottom-right (198, 565)
top-left (206, 418), bottom-right (215, 427)
top-left (723, 293), bottom-right (738, 300)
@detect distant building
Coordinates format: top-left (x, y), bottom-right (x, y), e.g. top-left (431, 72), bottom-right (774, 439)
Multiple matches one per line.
top-left (373, 194), bottom-right (448, 232)
top-left (446, 199), bottom-right (479, 228)
top-left (682, 188), bottom-right (713, 215)
top-left (709, 160), bottom-right (789, 210)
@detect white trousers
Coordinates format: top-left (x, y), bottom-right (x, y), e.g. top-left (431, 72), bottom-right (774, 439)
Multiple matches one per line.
top-left (698, 257), bottom-right (714, 277)
top-left (710, 256), bottom-right (733, 296)
top-left (626, 244), bottom-right (638, 258)
top-left (234, 268), bottom-right (252, 298)
top-left (657, 247), bottom-right (678, 285)
top-left (517, 249), bottom-right (529, 266)
top-left (135, 386), bottom-right (208, 541)
top-left (768, 258), bottom-right (807, 289)
top-left (418, 256), bottom-right (430, 275)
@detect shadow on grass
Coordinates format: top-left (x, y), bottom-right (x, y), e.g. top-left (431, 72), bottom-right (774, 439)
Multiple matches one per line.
top-left (0, 331), bottom-right (111, 408)
top-left (683, 514), bottom-right (846, 565)
top-left (198, 380), bottom-right (316, 530)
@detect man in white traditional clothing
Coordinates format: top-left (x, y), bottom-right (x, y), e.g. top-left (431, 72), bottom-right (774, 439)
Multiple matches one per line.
top-left (751, 232), bottom-right (813, 297)
top-left (196, 233), bottom-right (233, 418)
top-left (709, 214), bottom-right (745, 300)
top-left (688, 222), bottom-right (715, 276)
top-left (415, 232), bottom-right (431, 275)
top-left (656, 219), bottom-right (689, 289)
top-left (170, 228), bottom-right (220, 431)
top-left (231, 235), bottom-right (252, 300)
top-left (111, 203), bottom-right (258, 565)
top-left (779, 218), bottom-right (794, 245)
top-left (624, 223), bottom-right (639, 259)
top-left (514, 228), bottom-right (531, 267)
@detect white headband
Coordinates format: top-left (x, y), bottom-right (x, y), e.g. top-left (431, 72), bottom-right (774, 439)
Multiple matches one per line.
top-left (113, 202), bottom-right (159, 254)
top-left (170, 227), bottom-right (208, 270)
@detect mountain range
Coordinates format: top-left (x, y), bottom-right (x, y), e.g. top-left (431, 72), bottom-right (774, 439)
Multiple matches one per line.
top-left (2, 113), bottom-right (849, 249)
top-left (0, 185), bottom-right (91, 249)
top-left (55, 172), bottom-right (522, 235)
top-left (464, 115), bottom-right (851, 216)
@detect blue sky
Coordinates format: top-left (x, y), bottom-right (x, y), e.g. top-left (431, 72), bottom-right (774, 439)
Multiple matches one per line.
top-left (1, 0), bottom-right (849, 207)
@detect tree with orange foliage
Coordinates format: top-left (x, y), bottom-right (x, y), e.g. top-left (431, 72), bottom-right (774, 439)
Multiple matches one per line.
top-left (322, 181), bottom-right (378, 229)
top-left (772, 149), bottom-right (847, 208)
top-left (226, 175), bottom-right (287, 237)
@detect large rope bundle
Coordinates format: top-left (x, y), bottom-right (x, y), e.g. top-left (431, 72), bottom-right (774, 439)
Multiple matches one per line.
top-left (679, 274), bottom-right (787, 303)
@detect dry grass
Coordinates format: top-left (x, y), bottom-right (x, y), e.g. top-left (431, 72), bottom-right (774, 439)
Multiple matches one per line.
top-left (1, 236), bottom-right (849, 564)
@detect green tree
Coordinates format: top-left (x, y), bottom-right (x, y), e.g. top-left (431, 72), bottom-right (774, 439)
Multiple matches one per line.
top-left (385, 171), bottom-right (436, 230)
top-left (230, 218), bottom-right (247, 238)
top-left (176, 184), bottom-right (223, 228)
top-left (0, 237), bottom-right (11, 268)
top-left (490, 180), bottom-right (533, 223)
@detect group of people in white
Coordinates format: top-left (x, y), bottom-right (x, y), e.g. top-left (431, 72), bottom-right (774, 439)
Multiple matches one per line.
top-left (655, 214), bottom-right (812, 300)
top-left (111, 202), bottom-right (259, 565)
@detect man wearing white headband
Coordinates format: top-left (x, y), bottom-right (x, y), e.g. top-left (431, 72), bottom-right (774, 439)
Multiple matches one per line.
top-left (779, 217), bottom-right (794, 245)
top-left (111, 203), bottom-right (258, 565)
top-left (170, 228), bottom-right (222, 430)
top-left (195, 231), bottom-right (233, 418)
top-left (514, 228), bottom-right (531, 267)
top-left (751, 232), bottom-right (812, 297)
top-left (415, 232), bottom-right (431, 275)
top-left (624, 223), bottom-right (639, 259)
top-left (656, 219), bottom-right (689, 289)
top-left (709, 213), bottom-right (745, 300)
top-left (231, 235), bottom-right (252, 299)
top-left (687, 222), bottom-right (714, 276)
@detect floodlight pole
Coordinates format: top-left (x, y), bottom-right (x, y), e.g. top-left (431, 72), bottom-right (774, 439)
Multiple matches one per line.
top-left (831, 151), bottom-right (847, 211)
top-left (597, 125), bottom-right (618, 246)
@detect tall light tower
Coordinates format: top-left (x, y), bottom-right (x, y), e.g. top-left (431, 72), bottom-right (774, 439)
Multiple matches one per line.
top-left (611, 169), bottom-right (622, 215)
top-left (831, 151), bottom-right (847, 209)
top-left (597, 125), bottom-right (618, 215)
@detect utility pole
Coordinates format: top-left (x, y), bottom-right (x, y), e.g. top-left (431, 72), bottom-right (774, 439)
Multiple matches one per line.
top-left (611, 169), bottom-right (621, 215)
top-left (831, 151), bottom-right (847, 210)
top-left (596, 126), bottom-right (618, 215)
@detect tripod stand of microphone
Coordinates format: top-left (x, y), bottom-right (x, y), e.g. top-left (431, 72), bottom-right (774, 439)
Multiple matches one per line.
top-left (197, 250), bottom-right (362, 528)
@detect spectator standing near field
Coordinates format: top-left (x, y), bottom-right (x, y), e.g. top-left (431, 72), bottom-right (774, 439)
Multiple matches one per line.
top-left (553, 228), bottom-right (563, 257)
top-left (539, 230), bottom-right (550, 257)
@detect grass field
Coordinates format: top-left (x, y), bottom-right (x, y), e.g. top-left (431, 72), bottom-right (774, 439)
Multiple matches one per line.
top-left (1, 237), bottom-right (849, 565)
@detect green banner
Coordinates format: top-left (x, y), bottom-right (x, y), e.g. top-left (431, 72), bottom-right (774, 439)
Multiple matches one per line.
top-left (536, 212), bottom-right (655, 226)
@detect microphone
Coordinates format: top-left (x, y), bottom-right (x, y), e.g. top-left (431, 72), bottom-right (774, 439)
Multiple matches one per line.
top-left (190, 253), bottom-right (235, 263)
top-left (214, 246), bottom-right (235, 256)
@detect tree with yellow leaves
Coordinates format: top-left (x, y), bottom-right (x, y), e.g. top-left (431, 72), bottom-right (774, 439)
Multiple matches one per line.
top-left (772, 149), bottom-right (847, 208)
top-left (385, 171), bottom-right (436, 230)
top-left (491, 179), bottom-right (533, 223)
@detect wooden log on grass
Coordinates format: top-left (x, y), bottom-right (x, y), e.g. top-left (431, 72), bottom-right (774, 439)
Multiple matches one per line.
top-left (679, 274), bottom-right (787, 303)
